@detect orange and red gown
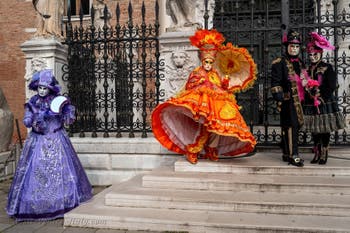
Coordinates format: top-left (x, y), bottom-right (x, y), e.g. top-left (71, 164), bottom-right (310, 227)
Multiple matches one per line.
top-left (152, 66), bottom-right (256, 157)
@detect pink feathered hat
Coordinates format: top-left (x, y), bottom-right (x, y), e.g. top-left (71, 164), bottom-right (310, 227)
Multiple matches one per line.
top-left (307, 32), bottom-right (335, 53)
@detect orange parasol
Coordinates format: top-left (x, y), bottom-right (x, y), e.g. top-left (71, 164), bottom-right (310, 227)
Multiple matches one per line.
top-left (215, 43), bottom-right (257, 93)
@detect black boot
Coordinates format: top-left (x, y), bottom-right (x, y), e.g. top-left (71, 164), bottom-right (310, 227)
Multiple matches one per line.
top-left (289, 155), bottom-right (304, 167)
top-left (282, 154), bottom-right (289, 162)
top-left (319, 147), bottom-right (328, 165)
top-left (310, 145), bottom-right (321, 164)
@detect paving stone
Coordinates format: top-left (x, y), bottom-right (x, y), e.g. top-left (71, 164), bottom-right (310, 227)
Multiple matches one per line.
top-left (2, 221), bottom-right (45, 233)
top-left (43, 218), bottom-right (64, 227)
top-left (0, 223), bottom-right (12, 232)
top-left (125, 230), bottom-right (165, 233)
top-left (0, 216), bottom-right (15, 225)
top-left (95, 229), bottom-right (126, 233)
top-left (61, 226), bottom-right (97, 233)
top-left (34, 225), bottom-right (65, 233)
top-left (0, 206), bottom-right (10, 218)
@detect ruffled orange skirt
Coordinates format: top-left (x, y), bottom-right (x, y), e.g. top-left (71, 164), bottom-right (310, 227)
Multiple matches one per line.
top-left (152, 86), bottom-right (256, 156)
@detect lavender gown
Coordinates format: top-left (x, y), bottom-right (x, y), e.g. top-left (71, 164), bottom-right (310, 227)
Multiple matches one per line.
top-left (6, 94), bottom-right (92, 221)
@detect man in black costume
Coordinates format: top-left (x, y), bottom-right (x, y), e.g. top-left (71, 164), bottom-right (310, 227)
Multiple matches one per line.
top-left (271, 29), bottom-right (305, 167)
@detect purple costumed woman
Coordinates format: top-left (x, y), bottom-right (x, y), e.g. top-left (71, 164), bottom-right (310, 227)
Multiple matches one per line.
top-left (6, 69), bottom-right (92, 221)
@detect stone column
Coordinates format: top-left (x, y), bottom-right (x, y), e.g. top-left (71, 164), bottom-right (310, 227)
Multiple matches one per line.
top-left (20, 37), bottom-right (68, 102)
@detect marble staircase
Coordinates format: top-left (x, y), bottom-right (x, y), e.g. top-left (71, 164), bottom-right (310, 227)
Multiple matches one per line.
top-left (71, 136), bottom-right (177, 185)
top-left (64, 151), bottom-right (350, 232)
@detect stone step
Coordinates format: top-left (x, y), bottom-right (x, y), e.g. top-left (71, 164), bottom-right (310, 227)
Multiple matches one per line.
top-left (70, 135), bottom-right (350, 186)
top-left (64, 187), bottom-right (350, 233)
top-left (78, 153), bottom-right (177, 185)
top-left (71, 136), bottom-right (175, 155)
top-left (105, 176), bottom-right (350, 217)
top-left (175, 152), bottom-right (350, 176)
top-left (71, 136), bottom-right (178, 185)
top-left (64, 151), bottom-right (350, 232)
top-left (142, 171), bottom-right (350, 195)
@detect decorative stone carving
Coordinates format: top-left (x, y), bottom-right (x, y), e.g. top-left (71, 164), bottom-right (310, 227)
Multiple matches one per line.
top-left (195, 0), bottom-right (215, 29)
top-left (25, 57), bottom-right (48, 81)
top-left (166, 0), bottom-right (200, 31)
top-left (24, 57), bottom-right (48, 101)
top-left (93, 0), bottom-right (112, 30)
top-left (0, 87), bottom-right (14, 152)
top-left (33, 0), bottom-right (64, 38)
top-left (320, 0), bottom-right (332, 8)
top-left (165, 50), bottom-right (196, 98)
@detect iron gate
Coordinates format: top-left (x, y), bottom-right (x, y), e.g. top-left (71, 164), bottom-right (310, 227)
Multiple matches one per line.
top-left (62, 1), bottom-right (161, 138)
top-left (63, 0), bottom-right (350, 146)
top-left (212, 0), bottom-right (350, 146)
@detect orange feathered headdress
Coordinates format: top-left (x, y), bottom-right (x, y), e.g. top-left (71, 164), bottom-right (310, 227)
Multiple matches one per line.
top-left (189, 29), bottom-right (225, 61)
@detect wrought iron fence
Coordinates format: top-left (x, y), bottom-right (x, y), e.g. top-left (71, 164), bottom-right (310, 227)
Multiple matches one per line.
top-left (213, 0), bottom-right (350, 146)
top-left (62, 1), bottom-right (161, 138)
top-left (62, 0), bottom-right (350, 146)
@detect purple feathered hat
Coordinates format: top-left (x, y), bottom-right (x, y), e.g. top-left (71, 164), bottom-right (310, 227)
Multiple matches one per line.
top-left (28, 69), bottom-right (61, 94)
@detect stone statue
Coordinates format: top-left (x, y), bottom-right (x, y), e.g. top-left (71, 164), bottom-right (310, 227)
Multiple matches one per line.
top-left (165, 50), bottom-right (195, 98)
top-left (93, 0), bottom-right (112, 30)
top-left (166, 0), bottom-right (198, 29)
top-left (0, 87), bottom-right (14, 152)
top-left (33, 0), bottom-right (64, 38)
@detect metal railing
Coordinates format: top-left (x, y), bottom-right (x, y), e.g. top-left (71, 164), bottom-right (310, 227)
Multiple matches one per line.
top-left (62, 1), bottom-right (161, 138)
top-left (62, 0), bottom-right (350, 147)
top-left (213, 0), bottom-right (350, 146)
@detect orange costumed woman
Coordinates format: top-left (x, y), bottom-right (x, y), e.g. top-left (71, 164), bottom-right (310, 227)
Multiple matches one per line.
top-left (152, 29), bottom-right (257, 164)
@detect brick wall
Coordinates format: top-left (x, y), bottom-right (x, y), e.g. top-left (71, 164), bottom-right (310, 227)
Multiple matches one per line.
top-left (107, 0), bottom-right (156, 25)
top-left (0, 0), bottom-right (36, 142)
top-left (0, 0), bottom-right (156, 143)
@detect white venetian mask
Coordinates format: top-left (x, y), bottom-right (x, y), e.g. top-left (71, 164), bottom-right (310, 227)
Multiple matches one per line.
top-left (38, 85), bottom-right (49, 97)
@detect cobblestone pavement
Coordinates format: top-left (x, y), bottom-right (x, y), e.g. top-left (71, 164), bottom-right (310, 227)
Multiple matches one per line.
top-left (0, 179), bottom-right (162, 233)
